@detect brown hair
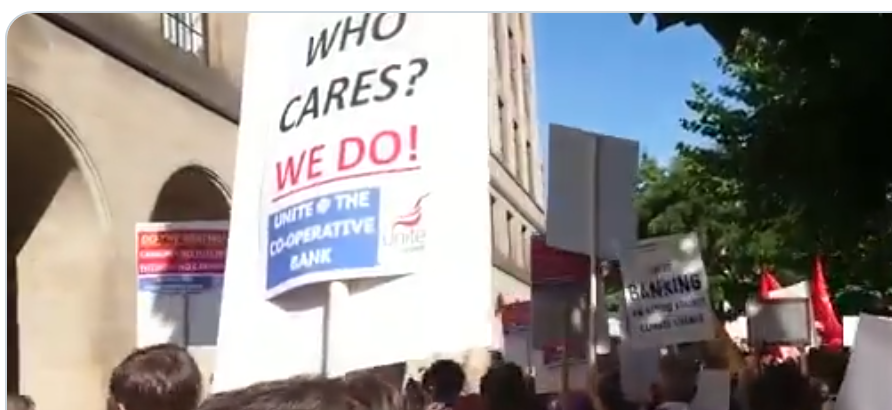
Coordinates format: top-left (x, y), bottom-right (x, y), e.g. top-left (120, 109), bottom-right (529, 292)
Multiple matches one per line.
top-left (7, 394), bottom-right (35, 410)
top-left (108, 343), bottom-right (203, 410)
top-left (198, 372), bottom-right (413, 410)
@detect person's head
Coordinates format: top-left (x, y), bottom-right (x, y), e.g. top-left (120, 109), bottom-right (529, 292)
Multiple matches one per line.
top-left (747, 361), bottom-right (823, 410)
top-left (596, 370), bottom-right (637, 410)
top-left (7, 394), bottom-right (35, 410)
top-left (480, 362), bottom-right (529, 410)
top-left (108, 343), bottom-right (203, 410)
top-left (653, 355), bottom-right (699, 404)
top-left (422, 360), bottom-right (466, 403)
top-left (198, 373), bottom-right (410, 410)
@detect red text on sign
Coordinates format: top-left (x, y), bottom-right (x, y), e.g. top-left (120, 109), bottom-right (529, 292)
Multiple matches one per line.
top-left (274, 124), bottom-right (419, 202)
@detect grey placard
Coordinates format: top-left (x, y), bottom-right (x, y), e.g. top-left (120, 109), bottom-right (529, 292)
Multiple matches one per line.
top-left (531, 281), bottom-right (590, 348)
top-left (545, 124), bottom-right (640, 263)
top-left (747, 297), bottom-right (813, 345)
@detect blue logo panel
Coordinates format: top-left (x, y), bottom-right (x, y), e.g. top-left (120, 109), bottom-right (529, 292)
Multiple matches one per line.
top-left (266, 187), bottom-right (380, 291)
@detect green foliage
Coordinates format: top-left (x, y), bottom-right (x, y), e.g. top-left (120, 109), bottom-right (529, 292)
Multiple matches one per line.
top-left (635, 152), bottom-right (776, 312)
top-left (631, 14), bottom-right (892, 313)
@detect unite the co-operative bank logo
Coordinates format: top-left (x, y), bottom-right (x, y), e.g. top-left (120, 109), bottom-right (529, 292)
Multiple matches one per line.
top-left (382, 193), bottom-right (429, 252)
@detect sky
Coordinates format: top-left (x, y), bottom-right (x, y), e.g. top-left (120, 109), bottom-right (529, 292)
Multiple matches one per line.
top-left (532, 13), bottom-right (726, 166)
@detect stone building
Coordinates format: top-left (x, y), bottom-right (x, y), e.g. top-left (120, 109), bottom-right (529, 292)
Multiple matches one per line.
top-left (6, 12), bottom-right (543, 408)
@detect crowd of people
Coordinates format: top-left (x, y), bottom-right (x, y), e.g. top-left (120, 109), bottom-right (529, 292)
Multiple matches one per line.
top-left (6, 340), bottom-right (852, 410)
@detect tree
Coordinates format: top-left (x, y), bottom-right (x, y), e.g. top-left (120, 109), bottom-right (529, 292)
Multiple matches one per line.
top-left (679, 27), bottom-right (892, 300)
top-left (630, 14), bottom-right (892, 308)
top-left (634, 152), bottom-right (793, 313)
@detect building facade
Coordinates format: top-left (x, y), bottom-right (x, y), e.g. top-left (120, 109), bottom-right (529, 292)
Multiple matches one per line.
top-left (487, 11), bottom-right (544, 338)
top-left (6, 13), bottom-right (543, 409)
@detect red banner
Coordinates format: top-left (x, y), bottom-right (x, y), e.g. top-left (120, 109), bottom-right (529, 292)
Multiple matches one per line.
top-left (530, 235), bottom-right (591, 285)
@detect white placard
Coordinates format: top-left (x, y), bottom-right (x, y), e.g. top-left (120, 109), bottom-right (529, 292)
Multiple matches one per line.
top-left (691, 370), bottom-right (731, 410)
top-left (619, 342), bottom-right (661, 403)
top-left (746, 297), bottom-right (813, 345)
top-left (135, 221), bottom-right (228, 348)
top-left (504, 329), bottom-right (532, 370)
top-left (214, 13), bottom-right (491, 391)
top-left (842, 315), bottom-right (860, 346)
top-left (623, 233), bottom-right (714, 348)
top-left (545, 125), bottom-right (639, 261)
top-left (546, 125), bottom-right (639, 354)
top-left (836, 314), bottom-right (892, 410)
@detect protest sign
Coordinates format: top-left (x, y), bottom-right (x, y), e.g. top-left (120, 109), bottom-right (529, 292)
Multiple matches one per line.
top-left (746, 297), bottom-right (813, 345)
top-left (214, 13), bottom-right (490, 391)
top-left (135, 221), bottom-right (228, 347)
top-left (836, 314), bottom-right (892, 410)
top-left (530, 236), bottom-right (591, 347)
top-left (545, 125), bottom-right (639, 260)
top-left (499, 300), bottom-right (533, 369)
top-left (691, 370), bottom-right (731, 410)
top-left (619, 342), bottom-right (661, 402)
top-left (546, 126), bottom-right (639, 354)
top-left (530, 236), bottom-right (591, 393)
top-left (843, 315), bottom-right (860, 346)
top-left (623, 233), bottom-right (714, 348)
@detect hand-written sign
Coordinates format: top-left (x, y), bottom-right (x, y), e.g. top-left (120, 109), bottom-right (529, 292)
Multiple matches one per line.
top-left (623, 233), bottom-right (714, 348)
top-left (279, 13), bottom-right (428, 133)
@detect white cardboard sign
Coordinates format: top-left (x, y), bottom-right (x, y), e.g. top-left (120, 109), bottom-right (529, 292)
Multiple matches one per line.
top-left (214, 13), bottom-right (491, 391)
top-left (836, 314), bottom-right (892, 410)
top-left (545, 125), bottom-right (639, 354)
top-left (623, 233), bottom-right (714, 348)
top-left (691, 370), bottom-right (731, 410)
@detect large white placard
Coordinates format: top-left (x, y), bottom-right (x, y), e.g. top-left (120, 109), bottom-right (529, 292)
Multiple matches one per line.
top-left (546, 124), bottom-right (639, 354)
top-left (214, 13), bottom-right (491, 391)
top-left (623, 233), bottom-right (714, 348)
top-left (836, 314), bottom-right (892, 410)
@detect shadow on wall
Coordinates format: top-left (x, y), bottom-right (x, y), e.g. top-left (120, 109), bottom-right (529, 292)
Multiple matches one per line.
top-left (148, 166), bottom-right (231, 348)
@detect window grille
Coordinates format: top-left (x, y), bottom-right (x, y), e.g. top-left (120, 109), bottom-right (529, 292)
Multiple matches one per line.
top-left (161, 13), bottom-right (208, 62)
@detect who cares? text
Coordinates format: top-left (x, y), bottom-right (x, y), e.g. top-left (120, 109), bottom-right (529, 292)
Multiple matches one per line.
top-left (273, 125), bottom-right (420, 203)
top-left (280, 13), bottom-right (429, 133)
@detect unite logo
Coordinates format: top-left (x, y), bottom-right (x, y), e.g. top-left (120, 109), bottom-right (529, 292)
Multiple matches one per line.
top-left (382, 193), bottom-right (429, 252)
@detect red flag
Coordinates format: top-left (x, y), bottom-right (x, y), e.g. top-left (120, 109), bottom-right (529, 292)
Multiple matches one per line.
top-left (811, 256), bottom-right (844, 348)
top-left (758, 267), bottom-right (782, 299)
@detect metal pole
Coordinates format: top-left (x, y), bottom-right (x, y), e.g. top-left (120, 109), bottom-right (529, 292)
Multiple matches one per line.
top-left (560, 301), bottom-right (572, 395)
top-left (182, 293), bottom-right (191, 347)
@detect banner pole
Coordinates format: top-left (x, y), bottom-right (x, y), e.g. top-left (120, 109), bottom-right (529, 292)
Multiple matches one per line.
top-left (183, 293), bottom-right (191, 347)
top-left (323, 281), bottom-right (350, 377)
top-left (561, 301), bottom-right (571, 396)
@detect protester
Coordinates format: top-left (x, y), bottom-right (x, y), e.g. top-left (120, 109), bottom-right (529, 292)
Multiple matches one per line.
top-left (745, 361), bottom-right (824, 410)
top-left (198, 373), bottom-right (413, 410)
top-left (7, 393), bottom-right (35, 410)
top-left (480, 362), bottom-right (533, 410)
top-left (107, 343), bottom-right (203, 410)
top-left (421, 360), bottom-right (467, 409)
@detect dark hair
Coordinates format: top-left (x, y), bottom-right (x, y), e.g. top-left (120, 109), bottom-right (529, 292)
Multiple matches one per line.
top-left (108, 343), bottom-right (202, 410)
top-left (480, 362), bottom-right (530, 410)
top-left (747, 362), bottom-right (823, 410)
top-left (596, 371), bottom-right (637, 410)
top-left (422, 360), bottom-right (466, 401)
top-left (7, 394), bottom-right (35, 410)
top-left (198, 373), bottom-right (412, 410)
